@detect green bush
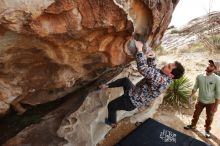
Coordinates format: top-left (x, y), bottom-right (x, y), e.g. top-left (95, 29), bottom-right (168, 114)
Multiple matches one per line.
top-left (188, 42), bottom-right (205, 53)
top-left (209, 35), bottom-right (220, 49)
top-left (163, 76), bottom-right (192, 107)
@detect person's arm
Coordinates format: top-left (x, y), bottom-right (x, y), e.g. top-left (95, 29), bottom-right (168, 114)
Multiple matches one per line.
top-left (146, 50), bottom-right (156, 67)
top-left (188, 89), bottom-right (196, 104)
top-left (192, 76), bottom-right (199, 93)
top-left (212, 78), bottom-right (220, 112)
top-left (190, 89), bottom-right (197, 97)
top-left (134, 40), bottom-right (157, 80)
top-left (144, 41), bottom-right (156, 67)
top-left (189, 76), bottom-right (199, 104)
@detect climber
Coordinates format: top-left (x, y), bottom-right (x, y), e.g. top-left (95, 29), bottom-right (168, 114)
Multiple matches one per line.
top-left (99, 38), bottom-right (185, 128)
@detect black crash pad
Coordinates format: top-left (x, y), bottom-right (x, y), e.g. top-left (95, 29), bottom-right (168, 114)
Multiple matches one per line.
top-left (116, 118), bottom-right (210, 146)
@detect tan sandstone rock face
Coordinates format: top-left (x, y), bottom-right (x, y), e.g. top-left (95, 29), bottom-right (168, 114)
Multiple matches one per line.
top-left (57, 68), bottom-right (165, 146)
top-left (0, 0), bottom-right (178, 115)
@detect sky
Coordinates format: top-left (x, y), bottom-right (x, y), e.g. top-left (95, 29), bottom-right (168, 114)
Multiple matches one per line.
top-left (170, 0), bottom-right (220, 27)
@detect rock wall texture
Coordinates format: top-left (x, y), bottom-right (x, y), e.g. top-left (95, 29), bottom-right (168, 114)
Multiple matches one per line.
top-left (0, 0), bottom-right (179, 115)
top-left (3, 63), bottom-right (165, 146)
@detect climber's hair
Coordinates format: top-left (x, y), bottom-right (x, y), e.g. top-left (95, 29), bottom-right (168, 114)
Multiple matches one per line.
top-left (171, 61), bottom-right (185, 79)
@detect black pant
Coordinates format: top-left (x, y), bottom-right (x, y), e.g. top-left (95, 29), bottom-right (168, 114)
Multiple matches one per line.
top-left (107, 77), bottom-right (136, 124)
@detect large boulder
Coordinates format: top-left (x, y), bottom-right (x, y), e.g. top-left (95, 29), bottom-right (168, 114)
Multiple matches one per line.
top-left (0, 0), bottom-right (179, 115)
top-left (2, 63), bottom-right (165, 146)
top-left (57, 64), bottom-right (165, 146)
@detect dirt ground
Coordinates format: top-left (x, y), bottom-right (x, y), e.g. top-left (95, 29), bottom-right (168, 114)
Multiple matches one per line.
top-left (99, 51), bottom-right (220, 146)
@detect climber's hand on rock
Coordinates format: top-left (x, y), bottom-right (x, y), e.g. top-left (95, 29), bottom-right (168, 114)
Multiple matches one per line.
top-left (134, 40), bottom-right (143, 52)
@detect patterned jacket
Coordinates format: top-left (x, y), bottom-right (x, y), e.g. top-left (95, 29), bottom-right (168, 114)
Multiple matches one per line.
top-left (128, 51), bottom-right (172, 108)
